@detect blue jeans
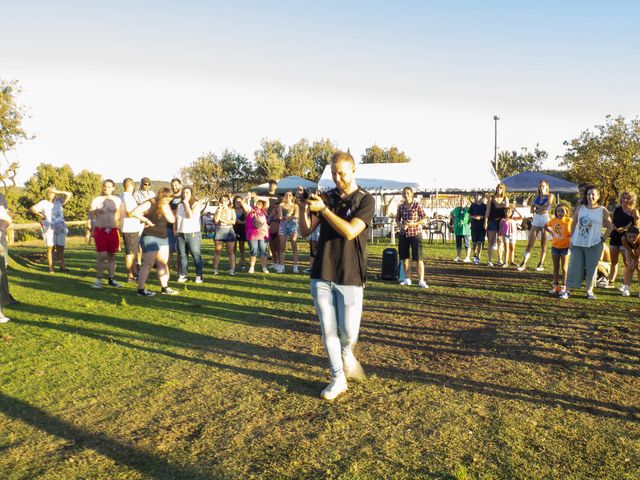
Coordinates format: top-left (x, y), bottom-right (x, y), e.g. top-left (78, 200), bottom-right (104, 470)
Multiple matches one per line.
top-left (248, 239), bottom-right (268, 257)
top-left (310, 279), bottom-right (364, 379)
top-left (177, 232), bottom-right (203, 276)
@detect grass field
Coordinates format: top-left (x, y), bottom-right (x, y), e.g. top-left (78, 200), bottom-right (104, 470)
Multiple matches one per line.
top-left (1, 236), bottom-right (638, 480)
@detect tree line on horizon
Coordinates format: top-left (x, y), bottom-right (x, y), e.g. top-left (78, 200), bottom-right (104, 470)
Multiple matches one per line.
top-left (2, 79), bottom-right (640, 220)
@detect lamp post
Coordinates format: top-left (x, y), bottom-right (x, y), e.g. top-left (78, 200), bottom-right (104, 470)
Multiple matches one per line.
top-left (493, 115), bottom-right (500, 175)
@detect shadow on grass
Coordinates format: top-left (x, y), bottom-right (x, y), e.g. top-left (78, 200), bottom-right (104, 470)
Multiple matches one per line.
top-left (0, 391), bottom-right (213, 480)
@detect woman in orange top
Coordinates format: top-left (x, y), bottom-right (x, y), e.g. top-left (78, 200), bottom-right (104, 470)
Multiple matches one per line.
top-left (544, 204), bottom-right (572, 297)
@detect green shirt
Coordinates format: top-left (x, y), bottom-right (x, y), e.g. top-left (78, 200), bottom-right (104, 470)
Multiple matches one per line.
top-left (450, 206), bottom-right (471, 236)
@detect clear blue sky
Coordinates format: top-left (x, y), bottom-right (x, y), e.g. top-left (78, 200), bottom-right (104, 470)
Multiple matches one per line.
top-left (3, 1), bottom-right (639, 182)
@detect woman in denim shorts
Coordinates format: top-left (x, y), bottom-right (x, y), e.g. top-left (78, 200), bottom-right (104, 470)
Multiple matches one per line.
top-left (277, 191), bottom-right (300, 273)
top-left (213, 194), bottom-right (237, 275)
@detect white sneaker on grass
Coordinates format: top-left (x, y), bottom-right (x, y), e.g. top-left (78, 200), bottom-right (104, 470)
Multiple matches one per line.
top-left (228, 269), bottom-right (235, 276)
top-left (277, 264), bottom-right (285, 273)
top-left (92, 278), bottom-right (102, 289)
top-left (161, 287), bottom-right (178, 295)
top-left (418, 280), bottom-right (429, 289)
top-left (453, 256), bottom-right (460, 262)
top-left (292, 265), bottom-right (299, 273)
top-left (487, 262), bottom-right (494, 267)
top-left (195, 276), bottom-right (203, 284)
top-left (463, 257), bottom-right (471, 263)
top-left (320, 376), bottom-right (348, 401)
top-left (399, 278), bottom-right (412, 286)
top-left (248, 267), bottom-right (255, 273)
top-left (621, 286), bottom-right (630, 297)
top-left (177, 275), bottom-right (188, 283)
top-left (262, 267), bottom-right (270, 274)
top-left (0, 317), bottom-right (10, 323)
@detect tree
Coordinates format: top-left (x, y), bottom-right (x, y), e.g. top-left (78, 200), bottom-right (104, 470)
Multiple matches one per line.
top-left (254, 139), bottom-right (286, 182)
top-left (0, 79), bottom-right (34, 194)
top-left (361, 144), bottom-right (410, 164)
top-left (496, 146), bottom-right (547, 179)
top-left (560, 116), bottom-right (640, 205)
top-left (284, 139), bottom-right (314, 179)
top-left (21, 163), bottom-right (101, 220)
top-left (180, 152), bottom-right (225, 200)
top-left (218, 149), bottom-right (255, 193)
top-left (309, 138), bottom-right (339, 181)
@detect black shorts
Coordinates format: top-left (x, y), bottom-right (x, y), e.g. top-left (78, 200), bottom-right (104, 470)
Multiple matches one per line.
top-left (398, 235), bottom-right (423, 261)
top-left (122, 232), bottom-right (140, 255)
top-left (471, 229), bottom-right (486, 243)
top-left (609, 231), bottom-right (623, 248)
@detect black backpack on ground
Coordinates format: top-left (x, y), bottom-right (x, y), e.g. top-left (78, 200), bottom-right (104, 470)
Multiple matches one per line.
top-left (380, 247), bottom-right (399, 280)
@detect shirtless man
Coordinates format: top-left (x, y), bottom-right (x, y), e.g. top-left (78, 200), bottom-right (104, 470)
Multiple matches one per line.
top-left (89, 179), bottom-right (122, 288)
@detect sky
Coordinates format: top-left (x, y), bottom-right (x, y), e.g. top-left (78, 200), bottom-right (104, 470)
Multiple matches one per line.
top-left (2, 0), bottom-right (640, 184)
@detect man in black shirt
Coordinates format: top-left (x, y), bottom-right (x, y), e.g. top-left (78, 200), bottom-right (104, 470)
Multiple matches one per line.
top-left (300, 151), bottom-right (375, 401)
top-left (468, 193), bottom-right (487, 264)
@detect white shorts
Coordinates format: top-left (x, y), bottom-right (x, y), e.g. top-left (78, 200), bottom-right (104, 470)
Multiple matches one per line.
top-left (43, 229), bottom-right (67, 247)
top-left (531, 213), bottom-right (550, 229)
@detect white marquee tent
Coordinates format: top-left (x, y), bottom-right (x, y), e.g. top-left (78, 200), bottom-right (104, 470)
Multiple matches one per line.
top-left (318, 161), bottom-right (499, 192)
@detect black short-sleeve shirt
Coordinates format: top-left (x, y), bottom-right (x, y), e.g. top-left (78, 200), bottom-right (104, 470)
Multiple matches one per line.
top-left (468, 202), bottom-right (487, 230)
top-left (311, 189), bottom-right (375, 286)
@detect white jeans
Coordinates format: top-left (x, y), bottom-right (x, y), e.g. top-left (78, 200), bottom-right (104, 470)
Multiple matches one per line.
top-left (310, 279), bottom-right (364, 379)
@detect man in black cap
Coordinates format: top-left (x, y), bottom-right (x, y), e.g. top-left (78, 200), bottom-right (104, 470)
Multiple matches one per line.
top-left (133, 177), bottom-right (156, 205)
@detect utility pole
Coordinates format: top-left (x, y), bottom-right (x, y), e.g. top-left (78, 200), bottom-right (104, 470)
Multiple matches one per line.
top-left (493, 115), bottom-right (500, 175)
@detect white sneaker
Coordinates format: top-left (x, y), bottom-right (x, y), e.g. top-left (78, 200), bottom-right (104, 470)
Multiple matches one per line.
top-left (487, 262), bottom-right (494, 267)
top-left (320, 377), bottom-right (348, 401)
top-left (619, 284), bottom-right (627, 292)
top-left (535, 265), bottom-right (544, 272)
top-left (268, 264), bottom-right (279, 270)
top-left (262, 267), bottom-right (270, 274)
top-left (195, 276), bottom-right (203, 284)
top-left (463, 257), bottom-right (471, 263)
top-left (277, 264), bottom-right (285, 273)
top-left (177, 275), bottom-right (188, 283)
top-left (92, 278), bottom-right (102, 289)
top-left (418, 280), bottom-right (429, 289)
top-left (399, 278), bottom-right (412, 286)
top-left (247, 267), bottom-right (255, 273)
top-left (453, 256), bottom-right (460, 262)
top-left (0, 317), bottom-right (9, 323)
top-left (213, 269), bottom-right (218, 275)
top-left (292, 265), bottom-right (299, 273)
top-left (161, 287), bottom-right (179, 295)
top-left (622, 288), bottom-right (630, 297)
top-left (343, 353), bottom-right (365, 380)
top-left (228, 269), bottom-right (235, 276)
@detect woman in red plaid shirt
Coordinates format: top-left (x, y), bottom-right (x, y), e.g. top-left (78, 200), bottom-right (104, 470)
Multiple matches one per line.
top-left (396, 187), bottom-right (428, 288)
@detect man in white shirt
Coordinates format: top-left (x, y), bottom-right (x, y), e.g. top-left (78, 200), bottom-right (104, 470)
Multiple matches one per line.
top-left (29, 187), bottom-right (72, 273)
top-left (120, 178), bottom-right (142, 282)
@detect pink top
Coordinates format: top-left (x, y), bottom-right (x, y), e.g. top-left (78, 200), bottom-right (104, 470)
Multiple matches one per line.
top-left (245, 206), bottom-right (269, 241)
top-left (500, 218), bottom-right (517, 237)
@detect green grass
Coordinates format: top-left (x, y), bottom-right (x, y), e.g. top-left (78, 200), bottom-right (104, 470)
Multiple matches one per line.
top-left (1, 237), bottom-right (638, 479)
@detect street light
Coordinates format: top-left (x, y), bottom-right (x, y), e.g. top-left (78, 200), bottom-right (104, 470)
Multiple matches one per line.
top-left (493, 115), bottom-right (500, 175)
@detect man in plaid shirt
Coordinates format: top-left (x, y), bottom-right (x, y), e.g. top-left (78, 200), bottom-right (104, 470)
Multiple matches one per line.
top-left (396, 187), bottom-right (428, 288)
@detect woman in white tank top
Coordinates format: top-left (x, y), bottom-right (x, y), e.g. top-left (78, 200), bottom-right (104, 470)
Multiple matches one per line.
top-left (564, 186), bottom-right (613, 300)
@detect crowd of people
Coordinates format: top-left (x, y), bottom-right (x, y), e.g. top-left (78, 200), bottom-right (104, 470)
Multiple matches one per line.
top-left (396, 180), bottom-right (639, 300)
top-left (4, 163), bottom-right (639, 400)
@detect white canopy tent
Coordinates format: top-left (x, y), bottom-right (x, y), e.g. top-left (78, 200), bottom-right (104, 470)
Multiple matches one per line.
top-left (317, 161), bottom-right (499, 192)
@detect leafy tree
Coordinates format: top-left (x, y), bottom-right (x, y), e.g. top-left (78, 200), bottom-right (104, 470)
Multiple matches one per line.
top-left (284, 139), bottom-right (314, 179)
top-left (21, 163), bottom-right (101, 221)
top-left (309, 138), bottom-right (339, 181)
top-left (560, 115), bottom-right (640, 205)
top-left (0, 79), bottom-right (34, 193)
top-left (218, 149), bottom-right (255, 193)
top-left (180, 152), bottom-right (224, 200)
top-left (254, 139), bottom-right (286, 182)
top-left (361, 144), bottom-right (410, 164)
top-left (496, 146), bottom-right (547, 179)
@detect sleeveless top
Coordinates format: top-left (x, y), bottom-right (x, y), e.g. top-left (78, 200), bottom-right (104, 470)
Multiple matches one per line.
top-left (488, 198), bottom-right (507, 222)
top-left (142, 202), bottom-right (168, 239)
top-left (571, 206), bottom-right (604, 248)
top-left (610, 206), bottom-right (634, 244)
top-left (281, 204), bottom-right (296, 219)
